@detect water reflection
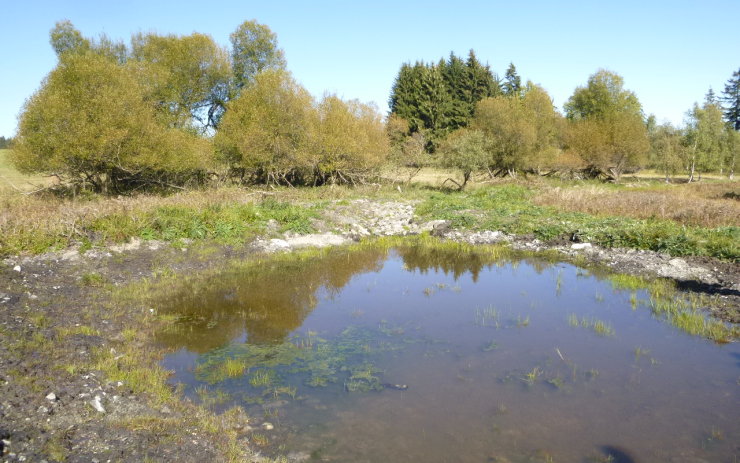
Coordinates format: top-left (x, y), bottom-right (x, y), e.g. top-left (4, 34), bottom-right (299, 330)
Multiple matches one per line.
top-left (156, 248), bottom-right (387, 350)
top-left (156, 243), bottom-right (739, 462)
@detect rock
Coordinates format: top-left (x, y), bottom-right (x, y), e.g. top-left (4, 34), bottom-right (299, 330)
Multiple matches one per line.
top-left (37, 406), bottom-right (49, 415)
top-left (90, 395), bottom-right (106, 413)
top-left (110, 238), bottom-right (142, 253)
top-left (286, 233), bottom-right (351, 249)
top-left (45, 393), bottom-right (57, 402)
top-left (571, 243), bottom-right (592, 250)
top-left (12, 265), bottom-right (21, 272)
top-left (60, 249), bottom-right (80, 261)
top-left (261, 422), bottom-right (274, 430)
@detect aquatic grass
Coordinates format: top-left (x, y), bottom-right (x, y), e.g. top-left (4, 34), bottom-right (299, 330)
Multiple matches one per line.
top-left (220, 358), bottom-right (247, 379)
top-left (522, 366), bottom-right (542, 386)
top-left (567, 315), bottom-right (615, 336)
top-left (249, 369), bottom-right (276, 388)
top-left (474, 305), bottom-right (500, 327)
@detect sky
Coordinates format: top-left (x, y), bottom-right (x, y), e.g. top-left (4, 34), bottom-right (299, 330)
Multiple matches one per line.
top-left (1, 0), bottom-right (739, 138)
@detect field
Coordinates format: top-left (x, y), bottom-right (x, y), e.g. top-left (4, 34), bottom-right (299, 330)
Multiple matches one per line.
top-left (0, 159), bottom-right (738, 260)
top-left (0, 149), bottom-right (56, 193)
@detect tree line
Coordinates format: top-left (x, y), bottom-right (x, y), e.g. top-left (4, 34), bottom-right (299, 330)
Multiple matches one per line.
top-left (10, 20), bottom-right (740, 193)
top-left (389, 59), bottom-right (740, 185)
top-left (12, 20), bottom-right (387, 193)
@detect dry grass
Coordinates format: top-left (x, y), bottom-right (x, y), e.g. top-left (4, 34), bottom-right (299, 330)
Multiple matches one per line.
top-left (0, 149), bottom-right (57, 193)
top-left (533, 181), bottom-right (740, 228)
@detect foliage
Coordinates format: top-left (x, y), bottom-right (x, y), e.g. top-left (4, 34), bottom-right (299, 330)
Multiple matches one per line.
top-left (469, 84), bottom-right (561, 176)
top-left (313, 96), bottom-right (389, 184)
top-left (217, 70), bottom-right (388, 185)
top-left (721, 68), bottom-right (740, 131)
top-left (565, 111), bottom-right (649, 181)
top-left (388, 50), bottom-right (501, 149)
top-left (229, 20), bottom-right (286, 91)
top-left (563, 70), bottom-right (648, 180)
top-left (647, 122), bottom-right (685, 181)
top-left (49, 19), bottom-right (90, 56)
top-left (12, 52), bottom-right (211, 193)
top-left (0, 136), bottom-right (12, 149)
top-left (131, 32), bottom-right (232, 132)
top-left (438, 129), bottom-right (489, 189)
top-left (503, 62), bottom-right (522, 98)
top-left (215, 70), bottom-right (315, 184)
top-left (683, 100), bottom-right (728, 181)
top-left (564, 69), bottom-right (643, 120)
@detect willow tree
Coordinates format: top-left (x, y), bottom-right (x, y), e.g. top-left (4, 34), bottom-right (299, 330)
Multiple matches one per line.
top-left (12, 52), bottom-right (211, 192)
top-left (131, 32), bottom-right (232, 132)
top-left (314, 96), bottom-right (388, 184)
top-left (438, 128), bottom-right (489, 189)
top-left (215, 70), bottom-right (316, 184)
top-left (564, 70), bottom-right (648, 180)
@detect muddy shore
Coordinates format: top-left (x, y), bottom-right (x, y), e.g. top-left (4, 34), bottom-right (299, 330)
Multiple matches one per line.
top-left (1, 199), bottom-right (738, 462)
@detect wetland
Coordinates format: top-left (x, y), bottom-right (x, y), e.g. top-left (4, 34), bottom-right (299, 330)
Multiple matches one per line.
top-left (155, 242), bottom-right (739, 462)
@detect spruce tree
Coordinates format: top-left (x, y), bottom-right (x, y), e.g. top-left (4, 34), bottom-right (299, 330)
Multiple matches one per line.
top-left (503, 63), bottom-right (522, 97)
top-left (722, 68), bottom-right (740, 131)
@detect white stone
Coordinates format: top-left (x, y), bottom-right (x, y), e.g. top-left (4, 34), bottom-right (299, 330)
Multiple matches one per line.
top-left (261, 422), bottom-right (274, 430)
top-left (45, 392), bottom-right (57, 402)
top-left (90, 395), bottom-right (106, 413)
top-left (13, 265), bottom-right (21, 272)
top-left (571, 243), bottom-right (592, 250)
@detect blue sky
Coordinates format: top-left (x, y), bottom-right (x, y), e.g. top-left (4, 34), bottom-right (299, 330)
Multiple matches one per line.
top-left (2, 0), bottom-right (738, 137)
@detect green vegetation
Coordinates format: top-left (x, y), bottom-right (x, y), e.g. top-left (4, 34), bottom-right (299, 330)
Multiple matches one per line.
top-left (568, 314), bottom-right (615, 337)
top-left (415, 183), bottom-right (739, 260)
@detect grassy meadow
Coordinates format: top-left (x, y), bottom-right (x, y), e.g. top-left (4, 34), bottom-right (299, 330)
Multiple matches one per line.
top-left (0, 157), bottom-right (738, 260)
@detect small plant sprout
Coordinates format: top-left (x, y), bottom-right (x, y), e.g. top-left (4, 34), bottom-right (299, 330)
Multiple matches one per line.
top-left (633, 346), bottom-right (650, 362)
top-left (522, 367), bottom-right (542, 385)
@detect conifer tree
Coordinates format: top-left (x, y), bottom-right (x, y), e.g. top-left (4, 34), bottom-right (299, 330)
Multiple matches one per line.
top-left (503, 62), bottom-right (522, 97)
top-left (722, 68), bottom-right (740, 131)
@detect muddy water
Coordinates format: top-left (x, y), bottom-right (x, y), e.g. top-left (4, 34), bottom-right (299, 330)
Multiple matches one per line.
top-left (159, 246), bottom-right (739, 462)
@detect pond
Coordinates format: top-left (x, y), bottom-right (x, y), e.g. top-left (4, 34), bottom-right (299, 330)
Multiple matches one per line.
top-left (158, 243), bottom-right (739, 462)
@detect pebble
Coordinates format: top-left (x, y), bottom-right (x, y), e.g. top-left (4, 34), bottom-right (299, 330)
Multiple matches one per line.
top-left (13, 265), bottom-right (21, 272)
top-left (45, 392), bottom-right (57, 402)
top-left (90, 395), bottom-right (106, 413)
top-left (261, 422), bottom-right (274, 430)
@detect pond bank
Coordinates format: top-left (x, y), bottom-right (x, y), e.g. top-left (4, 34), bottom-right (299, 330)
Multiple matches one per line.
top-left (1, 199), bottom-right (738, 462)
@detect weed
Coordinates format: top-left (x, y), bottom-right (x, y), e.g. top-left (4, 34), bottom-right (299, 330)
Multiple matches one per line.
top-left (81, 272), bottom-right (106, 287)
top-left (522, 367), bottom-right (542, 386)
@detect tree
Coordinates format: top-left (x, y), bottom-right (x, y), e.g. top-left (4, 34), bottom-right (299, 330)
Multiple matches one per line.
top-left (503, 63), bottom-right (522, 98)
top-left (131, 32), bottom-right (232, 132)
top-left (684, 101), bottom-right (728, 181)
top-left (313, 95), bottom-right (388, 184)
top-left (215, 70), bottom-right (316, 185)
top-left (229, 20), bottom-right (286, 91)
top-left (563, 70), bottom-right (647, 180)
top-left (388, 50), bottom-right (500, 150)
top-left (564, 69), bottom-right (642, 120)
top-left (12, 52), bottom-right (210, 192)
top-left (520, 83), bottom-right (562, 172)
top-left (648, 122), bottom-right (684, 182)
top-left (566, 112), bottom-right (648, 181)
top-left (0, 136), bottom-right (12, 149)
top-left (722, 68), bottom-right (740, 131)
top-left (438, 128), bottom-right (489, 189)
top-left (472, 96), bottom-right (536, 176)
top-left (49, 20), bottom-right (90, 56)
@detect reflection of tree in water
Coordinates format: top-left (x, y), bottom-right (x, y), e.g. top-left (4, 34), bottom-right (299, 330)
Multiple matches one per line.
top-left (398, 245), bottom-right (555, 282)
top-left (156, 248), bottom-right (387, 352)
top-left (398, 245), bottom-right (499, 282)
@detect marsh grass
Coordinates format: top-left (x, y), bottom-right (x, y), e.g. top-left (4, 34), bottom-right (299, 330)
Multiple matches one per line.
top-left (568, 314), bottom-right (615, 336)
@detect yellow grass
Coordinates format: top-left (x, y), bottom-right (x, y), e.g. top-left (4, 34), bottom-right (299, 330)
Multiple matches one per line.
top-left (533, 181), bottom-right (740, 228)
top-left (0, 149), bottom-right (56, 193)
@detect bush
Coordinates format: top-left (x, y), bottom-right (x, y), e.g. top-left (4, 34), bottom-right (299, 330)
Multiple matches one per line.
top-left (12, 52), bottom-right (212, 193)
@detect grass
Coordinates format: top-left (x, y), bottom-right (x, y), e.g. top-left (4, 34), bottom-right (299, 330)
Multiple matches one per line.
top-left (415, 182), bottom-right (739, 260)
top-left (568, 314), bottom-right (615, 336)
top-left (0, 149), bottom-right (56, 193)
top-left (0, 172), bottom-right (737, 260)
